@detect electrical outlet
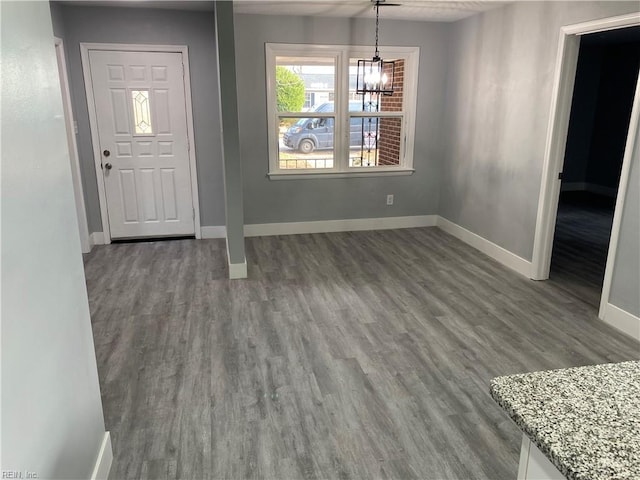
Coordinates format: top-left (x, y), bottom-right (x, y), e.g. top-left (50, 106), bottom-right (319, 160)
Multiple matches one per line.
top-left (386, 194), bottom-right (394, 206)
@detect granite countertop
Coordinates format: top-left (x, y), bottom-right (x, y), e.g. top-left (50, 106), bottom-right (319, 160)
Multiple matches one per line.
top-left (490, 361), bottom-right (640, 480)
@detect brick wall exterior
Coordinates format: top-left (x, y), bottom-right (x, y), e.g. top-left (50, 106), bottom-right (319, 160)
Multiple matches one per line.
top-left (378, 59), bottom-right (404, 166)
top-left (377, 117), bottom-right (402, 166)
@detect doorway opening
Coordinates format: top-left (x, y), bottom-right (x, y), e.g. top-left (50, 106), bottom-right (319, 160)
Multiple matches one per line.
top-left (549, 27), bottom-right (640, 309)
top-left (531, 13), bottom-right (640, 337)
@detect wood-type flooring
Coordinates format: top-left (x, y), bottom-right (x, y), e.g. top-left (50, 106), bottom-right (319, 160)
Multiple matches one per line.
top-left (83, 227), bottom-right (639, 479)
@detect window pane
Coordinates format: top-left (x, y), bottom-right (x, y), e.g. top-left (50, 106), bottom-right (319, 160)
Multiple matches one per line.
top-left (349, 116), bottom-right (402, 167)
top-left (349, 56), bottom-right (404, 167)
top-left (131, 90), bottom-right (152, 134)
top-left (349, 58), bottom-right (404, 112)
top-left (278, 116), bottom-right (334, 169)
top-left (276, 56), bottom-right (335, 112)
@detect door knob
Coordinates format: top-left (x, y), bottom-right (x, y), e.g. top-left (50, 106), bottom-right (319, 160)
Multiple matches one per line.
top-left (103, 149), bottom-right (111, 157)
top-left (104, 163), bottom-right (113, 170)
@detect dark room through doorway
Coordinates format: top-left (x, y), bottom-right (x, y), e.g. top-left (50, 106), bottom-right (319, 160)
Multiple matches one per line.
top-left (550, 26), bottom-right (640, 309)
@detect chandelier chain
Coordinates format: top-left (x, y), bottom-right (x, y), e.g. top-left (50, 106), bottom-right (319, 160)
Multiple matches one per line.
top-left (375, 1), bottom-right (380, 58)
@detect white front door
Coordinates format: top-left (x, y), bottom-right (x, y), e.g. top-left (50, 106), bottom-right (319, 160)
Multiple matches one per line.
top-left (88, 50), bottom-right (195, 239)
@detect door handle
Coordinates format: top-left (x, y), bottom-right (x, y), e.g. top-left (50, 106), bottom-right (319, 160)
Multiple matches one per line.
top-left (104, 163), bottom-right (113, 170)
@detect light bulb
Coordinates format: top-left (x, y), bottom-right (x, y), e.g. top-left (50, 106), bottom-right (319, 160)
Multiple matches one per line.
top-left (364, 70), bottom-right (381, 88)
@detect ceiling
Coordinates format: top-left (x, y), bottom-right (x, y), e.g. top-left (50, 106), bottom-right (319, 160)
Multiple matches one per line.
top-left (234, 1), bottom-right (509, 22)
top-left (57, 0), bottom-right (510, 22)
top-left (56, 1), bottom-right (215, 11)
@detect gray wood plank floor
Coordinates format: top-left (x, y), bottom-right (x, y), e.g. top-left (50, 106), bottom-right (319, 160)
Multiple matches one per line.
top-left (549, 191), bottom-right (616, 309)
top-left (83, 227), bottom-right (639, 480)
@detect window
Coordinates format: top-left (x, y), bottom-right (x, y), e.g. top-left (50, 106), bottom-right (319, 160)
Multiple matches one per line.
top-left (266, 44), bottom-right (419, 178)
top-left (131, 90), bottom-right (153, 134)
top-left (273, 54), bottom-right (336, 169)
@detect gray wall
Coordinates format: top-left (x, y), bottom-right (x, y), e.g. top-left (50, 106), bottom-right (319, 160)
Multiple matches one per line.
top-left (50, 0), bottom-right (65, 37)
top-left (1, 1), bottom-right (106, 477)
top-left (441, 1), bottom-right (640, 260)
top-left (234, 14), bottom-right (449, 224)
top-left (52, 3), bottom-right (225, 232)
top-left (610, 121), bottom-right (640, 317)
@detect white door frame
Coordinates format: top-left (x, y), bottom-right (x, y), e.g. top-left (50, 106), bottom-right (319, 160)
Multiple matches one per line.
top-left (531, 13), bottom-right (640, 319)
top-left (56, 37), bottom-right (91, 253)
top-left (599, 76), bottom-right (640, 319)
top-left (80, 43), bottom-right (201, 243)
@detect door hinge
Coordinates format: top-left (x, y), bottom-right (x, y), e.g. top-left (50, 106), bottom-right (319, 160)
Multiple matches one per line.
top-left (558, 172), bottom-right (563, 180)
top-left (187, 135), bottom-right (190, 151)
top-left (193, 207), bottom-right (195, 220)
top-left (182, 62), bottom-right (185, 78)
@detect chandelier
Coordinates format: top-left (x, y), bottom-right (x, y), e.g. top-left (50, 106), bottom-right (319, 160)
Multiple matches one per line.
top-left (356, 0), bottom-right (395, 96)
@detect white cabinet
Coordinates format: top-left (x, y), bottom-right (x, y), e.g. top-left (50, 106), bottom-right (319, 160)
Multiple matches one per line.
top-left (517, 435), bottom-right (566, 480)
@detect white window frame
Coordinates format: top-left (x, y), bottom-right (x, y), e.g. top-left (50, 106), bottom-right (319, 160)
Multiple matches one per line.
top-left (266, 43), bottom-right (419, 179)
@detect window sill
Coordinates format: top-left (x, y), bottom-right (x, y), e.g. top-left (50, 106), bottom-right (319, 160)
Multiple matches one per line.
top-left (267, 168), bottom-right (415, 180)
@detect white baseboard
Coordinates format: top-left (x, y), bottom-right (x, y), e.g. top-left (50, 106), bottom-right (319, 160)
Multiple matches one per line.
top-left (98, 216), bottom-right (533, 281)
top-left (216, 214), bottom-right (533, 280)
top-left (226, 237), bottom-right (247, 279)
top-left (244, 215), bottom-right (438, 237)
top-left (201, 226), bottom-right (227, 239)
top-left (228, 259), bottom-right (248, 279)
top-left (90, 432), bottom-right (112, 480)
top-left (436, 216), bottom-right (533, 278)
top-left (602, 303), bottom-right (640, 341)
top-left (89, 232), bottom-right (105, 247)
top-left (561, 182), bottom-right (617, 197)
